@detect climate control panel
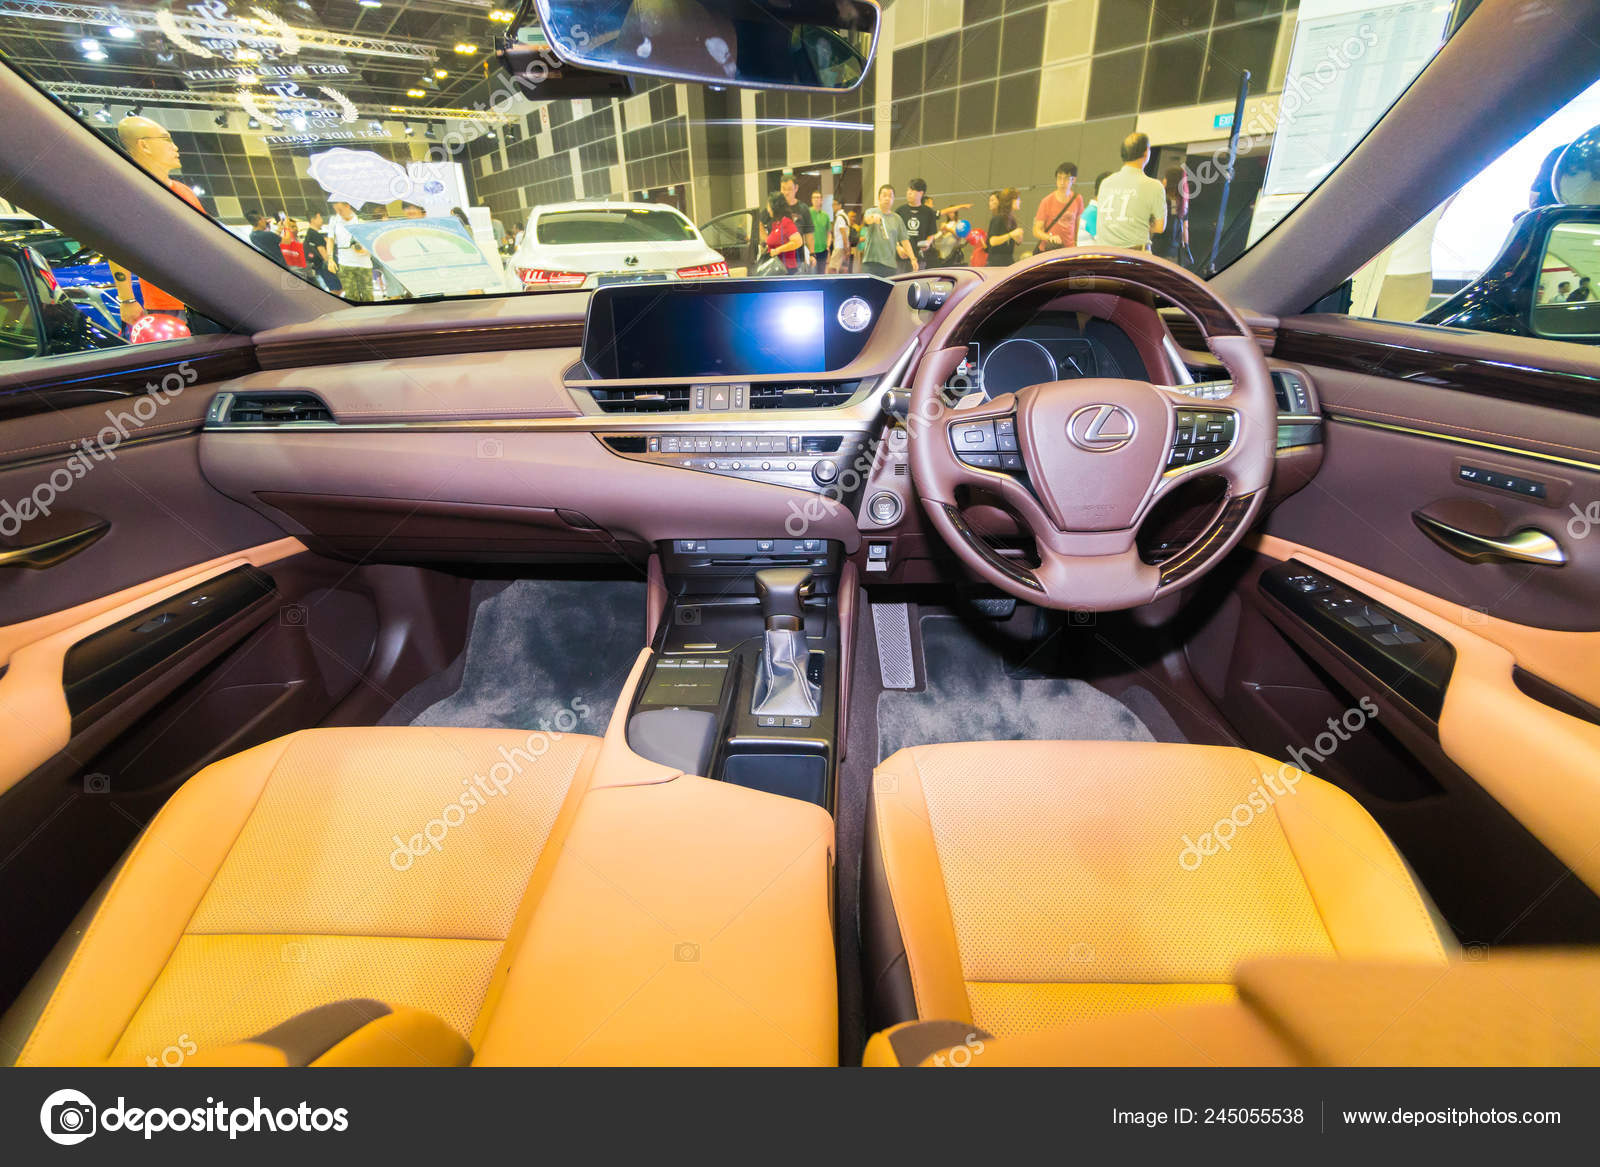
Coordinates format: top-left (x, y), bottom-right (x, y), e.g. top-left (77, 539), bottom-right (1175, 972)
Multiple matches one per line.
top-left (600, 431), bottom-right (871, 495)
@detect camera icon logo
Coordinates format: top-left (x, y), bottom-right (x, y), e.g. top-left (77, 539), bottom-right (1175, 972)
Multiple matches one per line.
top-left (476, 437), bottom-right (505, 460)
top-left (673, 941), bottom-right (700, 963)
top-left (40, 1088), bottom-right (97, 1145)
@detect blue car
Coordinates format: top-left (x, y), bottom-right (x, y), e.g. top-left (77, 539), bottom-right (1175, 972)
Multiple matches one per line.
top-left (0, 228), bottom-right (127, 333)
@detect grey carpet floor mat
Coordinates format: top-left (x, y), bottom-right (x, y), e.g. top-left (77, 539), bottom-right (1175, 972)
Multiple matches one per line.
top-left (384, 578), bottom-right (645, 735)
top-left (876, 614), bottom-right (1158, 760)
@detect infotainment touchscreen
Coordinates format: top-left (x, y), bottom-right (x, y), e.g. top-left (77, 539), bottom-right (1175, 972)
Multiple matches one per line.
top-left (581, 276), bottom-right (893, 380)
top-left (613, 290), bottom-right (824, 377)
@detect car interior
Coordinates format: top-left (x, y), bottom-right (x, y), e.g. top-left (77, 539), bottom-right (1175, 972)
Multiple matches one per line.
top-left (1, 0), bottom-right (1599, 1072)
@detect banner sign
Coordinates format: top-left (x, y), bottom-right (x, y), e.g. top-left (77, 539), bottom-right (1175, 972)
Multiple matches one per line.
top-left (345, 218), bottom-right (502, 297)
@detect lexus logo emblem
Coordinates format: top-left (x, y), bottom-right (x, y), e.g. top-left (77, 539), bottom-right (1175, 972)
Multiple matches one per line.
top-left (1067, 404), bottom-right (1137, 452)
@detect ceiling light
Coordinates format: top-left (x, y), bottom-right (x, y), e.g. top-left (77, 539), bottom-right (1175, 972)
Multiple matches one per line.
top-left (131, 103), bottom-right (143, 117)
top-left (79, 38), bottom-right (99, 52)
top-left (425, 124), bottom-right (439, 139)
top-left (359, 0), bottom-right (383, 6)
top-left (405, 123), bottom-right (416, 136)
top-left (247, 115), bottom-right (260, 128)
top-left (191, 184), bottom-right (204, 196)
top-left (453, 42), bottom-right (478, 54)
top-left (106, 24), bottom-right (135, 40)
top-left (489, 8), bottom-right (516, 20)
top-left (236, 48), bottom-right (260, 61)
top-left (368, 119), bottom-right (383, 132)
top-left (214, 112), bottom-right (228, 126)
top-left (434, 67), bottom-right (448, 78)
top-left (406, 88), bottom-right (426, 98)
top-left (291, 114), bottom-right (308, 131)
top-left (155, 49), bottom-right (174, 63)
top-left (94, 104), bottom-right (111, 121)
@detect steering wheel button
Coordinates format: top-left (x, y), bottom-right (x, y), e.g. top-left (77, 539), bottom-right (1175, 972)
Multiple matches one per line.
top-left (954, 421), bottom-right (997, 450)
top-left (964, 452), bottom-right (1001, 469)
top-left (999, 453), bottom-right (1024, 471)
top-left (1175, 426), bottom-right (1195, 444)
top-left (1177, 411), bottom-right (1198, 427)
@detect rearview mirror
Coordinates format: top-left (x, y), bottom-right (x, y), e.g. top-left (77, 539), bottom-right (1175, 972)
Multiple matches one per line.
top-left (1553, 124), bottom-right (1600, 206)
top-left (515, 0), bottom-right (879, 93)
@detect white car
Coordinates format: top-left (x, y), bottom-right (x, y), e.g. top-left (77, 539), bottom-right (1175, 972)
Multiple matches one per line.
top-left (507, 201), bottom-right (728, 290)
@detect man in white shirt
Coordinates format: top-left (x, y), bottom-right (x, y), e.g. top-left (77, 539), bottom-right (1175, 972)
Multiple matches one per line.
top-left (1093, 133), bottom-right (1167, 251)
top-left (329, 201), bottom-right (374, 301)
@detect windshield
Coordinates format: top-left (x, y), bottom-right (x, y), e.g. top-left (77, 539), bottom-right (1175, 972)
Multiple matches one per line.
top-left (0, 0), bottom-right (1460, 311)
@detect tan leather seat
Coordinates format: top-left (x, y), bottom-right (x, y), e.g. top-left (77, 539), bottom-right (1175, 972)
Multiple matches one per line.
top-left (864, 740), bottom-right (1451, 1038)
top-left (9, 726), bottom-right (602, 1066)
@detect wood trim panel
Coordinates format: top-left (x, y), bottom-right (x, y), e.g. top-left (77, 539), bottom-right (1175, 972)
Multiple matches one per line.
top-left (253, 320), bottom-right (585, 370)
top-left (945, 252), bottom-right (1247, 345)
top-left (1166, 315), bottom-right (1276, 353)
top-left (0, 341), bottom-right (259, 422)
top-left (1272, 327), bottom-right (1600, 412)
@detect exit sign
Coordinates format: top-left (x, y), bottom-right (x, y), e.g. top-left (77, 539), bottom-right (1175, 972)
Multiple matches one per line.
top-left (1213, 112), bottom-right (1235, 129)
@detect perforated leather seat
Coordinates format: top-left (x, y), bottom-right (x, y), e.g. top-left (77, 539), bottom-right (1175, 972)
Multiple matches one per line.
top-left (864, 740), bottom-right (1450, 1037)
top-left (7, 711), bottom-right (839, 1068)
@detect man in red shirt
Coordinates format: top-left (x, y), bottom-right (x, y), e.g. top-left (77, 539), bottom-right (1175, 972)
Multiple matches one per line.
top-left (1032, 161), bottom-right (1084, 253)
top-left (110, 116), bottom-right (208, 329)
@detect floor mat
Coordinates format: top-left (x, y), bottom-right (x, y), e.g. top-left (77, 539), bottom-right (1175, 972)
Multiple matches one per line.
top-left (387, 578), bottom-right (645, 735)
top-left (876, 614), bottom-right (1158, 760)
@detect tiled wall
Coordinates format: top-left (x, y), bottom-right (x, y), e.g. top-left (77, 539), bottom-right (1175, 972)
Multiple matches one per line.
top-left (878, 0), bottom-right (1294, 215)
top-left (468, 78), bottom-right (698, 226)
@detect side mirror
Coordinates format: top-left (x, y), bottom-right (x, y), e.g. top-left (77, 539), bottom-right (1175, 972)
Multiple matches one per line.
top-left (1530, 215), bottom-right (1600, 341)
top-left (511, 0), bottom-right (879, 93)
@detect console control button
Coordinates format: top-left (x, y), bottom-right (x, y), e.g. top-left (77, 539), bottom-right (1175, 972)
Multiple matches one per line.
top-left (812, 459), bottom-right (839, 484)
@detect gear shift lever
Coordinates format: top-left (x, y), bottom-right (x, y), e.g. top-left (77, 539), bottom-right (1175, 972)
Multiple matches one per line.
top-left (751, 568), bottom-right (821, 719)
top-left (755, 567), bottom-right (813, 630)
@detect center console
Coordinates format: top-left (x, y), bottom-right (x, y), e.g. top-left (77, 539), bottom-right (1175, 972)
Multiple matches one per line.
top-left (624, 538), bottom-right (848, 810)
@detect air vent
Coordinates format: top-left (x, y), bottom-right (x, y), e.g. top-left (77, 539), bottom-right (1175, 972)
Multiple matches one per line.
top-left (586, 385), bottom-right (693, 413)
top-left (748, 381), bottom-right (859, 410)
top-left (222, 392), bottom-right (333, 425)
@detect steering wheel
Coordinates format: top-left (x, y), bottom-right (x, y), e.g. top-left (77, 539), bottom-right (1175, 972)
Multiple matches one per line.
top-left (908, 249), bottom-right (1276, 611)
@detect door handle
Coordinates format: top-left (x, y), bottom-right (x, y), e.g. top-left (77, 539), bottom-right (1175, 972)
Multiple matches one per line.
top-left (0, 519), bottom-right (109, 570)
top-left (1412, 510), bottom-right (1566, 566)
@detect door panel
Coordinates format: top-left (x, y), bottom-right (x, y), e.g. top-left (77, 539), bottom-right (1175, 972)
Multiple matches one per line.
top-left (0, 366), bottom-right (476, 1013)
top-left (1198, 316), bottom-right (1600, 945)
top-left (1262, 416), bottom-right (1600, 631)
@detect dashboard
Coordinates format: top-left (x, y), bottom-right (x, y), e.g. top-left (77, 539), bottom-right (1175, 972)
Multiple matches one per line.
top-left (947, 307), bottom-right (1153, 402)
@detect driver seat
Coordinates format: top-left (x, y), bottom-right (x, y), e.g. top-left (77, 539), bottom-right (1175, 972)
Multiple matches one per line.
top-left (864, 740), bottom-right (1451, 1037)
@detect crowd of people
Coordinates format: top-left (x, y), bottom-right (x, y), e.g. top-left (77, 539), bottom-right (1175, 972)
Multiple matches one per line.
top-left (755, 133), bottom-right (1197, 276)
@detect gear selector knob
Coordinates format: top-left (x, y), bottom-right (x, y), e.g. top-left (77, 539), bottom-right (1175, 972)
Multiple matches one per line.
top-left (755, 567), bottom-right (813, 630)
